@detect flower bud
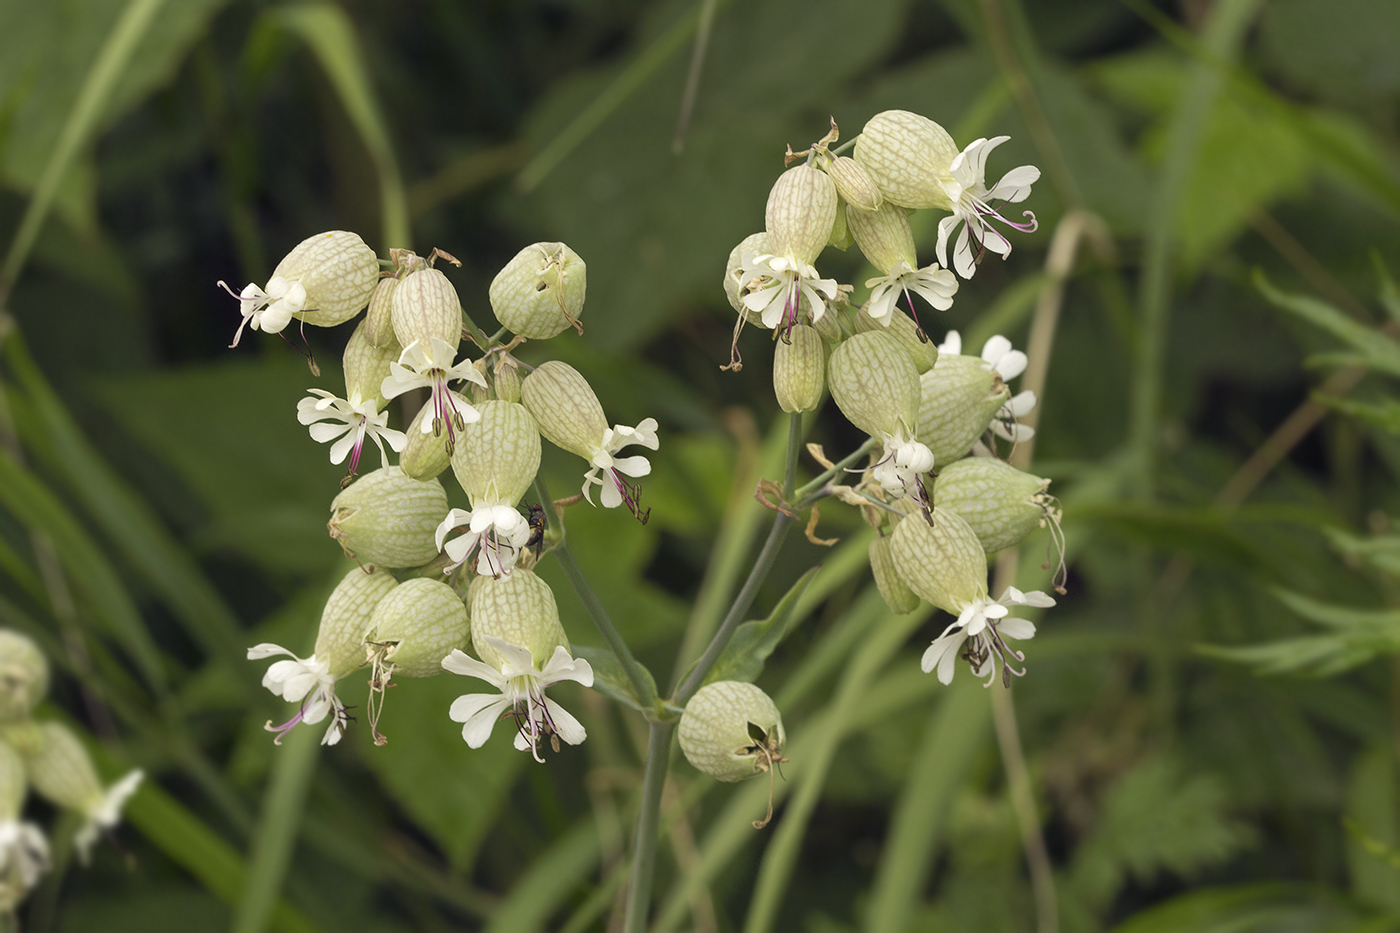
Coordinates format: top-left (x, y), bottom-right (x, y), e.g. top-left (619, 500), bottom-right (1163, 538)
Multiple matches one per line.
top-left (827, 200), bottom-right (854, 251)
top-left (329, 466), bottom-right (447, 568)
top-left (825, 155), bottom-right (882, 212)
top-left (933, 458), bottom-right (1056, 555)
top-left (679, 681), bottom-right (785, 783)
top-left (846, 202), bottom-right (916, 275)
top-left (343, 319), bottom-right (399, 409)
top-left (724, 233), bottom-right (770, 316)
top-left (890, 507), bottom-right (988, 615)
top-left (0, 742), bottom-right (25, 821)
top-left (365, 579), bottom-right (470, 678)
top-left (811, 304), bottom-right (843, 342)
top-left (852, 111), bottom-right (958, 210)
top-left (22, 723), bottom-right (105, 816)
top-left (916, 355), bottom-right (1008, 464)
top-left (766, 165), bottom-right (837, 264)
top-left (869, 535), bottom-right (919, 614)
top-left (392, 268), bottom-right (462, 354)
top-left (519, 361), bottom-right (608, 460)
top-left (451, 400), bottom-right (542, 507)
top-left (315, 566), bottom-right (399, 680)
top-left (827, 331), bottom-right (920, 439)
top-left (773, 324), bottom-right (825, 413)
top-left (364, 276), bottom-right (397, 347)
top-left (399, 390), bottom-right (471, 481)
top-left (469, 569), bottom-right (568, 670)
top-left (493, 356), bottom-right (523, 404)
top-left (0, 632), bottom-right (47, 723)
top-left (273, 231), bottom-right (380, 327)
top-left (853, 304), bottom-right (938, 373)
top-left (490, 243), bottom-right (587, 339)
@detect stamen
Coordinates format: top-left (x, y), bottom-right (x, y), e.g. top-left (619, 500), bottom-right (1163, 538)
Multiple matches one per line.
top-left (610, 469), bottom-right (652, 524)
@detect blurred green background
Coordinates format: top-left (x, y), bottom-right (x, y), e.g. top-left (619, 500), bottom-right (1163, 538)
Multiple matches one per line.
top-left (1, 0), bottom-right (1400, 930)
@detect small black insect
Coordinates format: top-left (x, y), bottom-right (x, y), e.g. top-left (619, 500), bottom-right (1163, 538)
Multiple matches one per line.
top-left (525, 503), bottom-right (547, 556)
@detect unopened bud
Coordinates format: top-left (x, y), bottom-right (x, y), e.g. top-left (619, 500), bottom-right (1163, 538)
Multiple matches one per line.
top-left (825, 155), bottom-right (882, 213)
top-left (469, 569), bottom-right (568, 670)
top-left (890, 507), bottom-right (987, 615)
top-left (869, 535), bottom-right (919, 614)
top-left (0, 742), bottom-right (25, 821)
top-left (679, 681), bottom-right (786, 783)
top-left (0, 632), bottom-right (47, 722)
top-left (494, 356), bottom-right (523, 403)
top-left (392, 268), bottom-right (462, 354)
top-left (846, 202), bottom-right (916, 275)
top-left (490, 243), bottom-right (586, 339)
top-left (934, 458), bottom-right (1057, 555)
top-left (827, 331), bottom-right (920, 439)
top-left (22, 723), bottom-right (103, 816)
top-left (329, 467), bottom-right (447, 568)
top-left (343, 319), bottom-right (399, 409)
top-left (273, 231), bottom-right (380, 327)
top-left (773, 324), bottom-right (825, 414)
top-left (364, 277), bottom-right (397, 348)
top-left (519, 361), bottom-right (607, 461)
top-left (315, 566), bottom-right (399, 679)
top-left (853, 111), bottom-right (958, 210)
top-left (365, 579), bottom-right (470, 678)
top-left (451, 400), bottom-right (542, 507)
top-left (766, 165), bottom-right (837, 264)
top-left (854, 305), bottom-right (937, 373)
top-left (400, 390), bottom-right (471, 481)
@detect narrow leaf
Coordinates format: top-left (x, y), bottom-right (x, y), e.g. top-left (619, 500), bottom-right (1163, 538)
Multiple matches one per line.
top-left (702, 565), bottom-right (820, 686)
top-left (571, 644), bottom-right (655, 713)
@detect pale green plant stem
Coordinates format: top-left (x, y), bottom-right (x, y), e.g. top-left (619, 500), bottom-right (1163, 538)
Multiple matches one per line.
top-left (624, 414), bottom-right (802, 932)
top-left (231, 725), bottom-right (321, 933)
top-left (792, 435), bottom-right (876, 503)
top-left (0, 0), bottom-right (167, 306)
top-left (1128, 0), bottom-right (1263, 494)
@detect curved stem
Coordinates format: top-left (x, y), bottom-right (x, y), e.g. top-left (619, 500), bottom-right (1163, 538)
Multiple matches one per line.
top-left (623, 721), bottom-right (675, 933)
top-left (793, 436), bottom-right (876, 502)
top-left (673, 414), bottom-right (802, 707)
top-left (553, 540), bottom-right (658, 712)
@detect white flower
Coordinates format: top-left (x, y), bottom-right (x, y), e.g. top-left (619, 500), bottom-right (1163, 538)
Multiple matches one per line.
top-left (218, 276), bottom-right (307, 347)
top-left (870, 433), bottom-right (936, 504)
top-left (739, 253), bottom-right (840, 331)
top-left (435, 503), bottom-right (532, 577)
top-left (296, 389), bottom-right (407, 480)
top-left (939, 331), bottom-right (1037, 443)
top-left (583, 417), bottom-right (659, 518)
top-left (247, 644), bottom-right (349, 746)
top-left (0, 820), bottom-right (48, 888)
top-left (73, 770), bottom-right (143, 864)
top-left (380, 338), bottom-right (488, 454)
top-left (934, 136), bottom-right (1039, 279)
top-left (864, 261), bottom-right (958, 329)
top-left (920, 586), bottom-right (1055, 686)
top-left (442, 638), bottom-right (594, 762)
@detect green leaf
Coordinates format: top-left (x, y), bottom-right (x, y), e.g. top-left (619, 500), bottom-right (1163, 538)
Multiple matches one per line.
top-left (701, 565), bottom-right (820, 686)
top-left (1325, 528), bottom-right (1400, 577)
top-left (571, 644), bottom-right (656, 713)
top-left (0, 449), bottom-right (166, 691)
top-left (1273, 588), bottom-right (1400, 631)
top-left (1256, 270), bottom-right (1400, 377)
top-left (1346, 747), bottom-right (1400, 912)
top-left (484, 821), bottom-right (600, 933)
top-left (1313, 393), bottom-right (1400, 437)
top-left (1069, 755), bottom-right (1253, 915)
top-left (1105, 884), bottom-right (1351, 933)
top-left (266, 4), bottom-right (408, 251)
top-left (5, 335), bottom-right (244, 661)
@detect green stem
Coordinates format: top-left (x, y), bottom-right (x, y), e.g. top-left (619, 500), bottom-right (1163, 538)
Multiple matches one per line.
top-left (793, 436), bottom-right (875, 503)
top-left (1128, 0), bottom-right (1262, 496)
top-left (830, 135), bottom-right (859, 157)
top-left (461, 312), bottom-right (493, 351)
top-left (231, 723), bottom-right (321, 933)
top-left (674, 414), bottom-right (802, 707)
top-left (552, 541), bottom-right (658, 711)
top-left (622, 721), bottom-right (675, 933)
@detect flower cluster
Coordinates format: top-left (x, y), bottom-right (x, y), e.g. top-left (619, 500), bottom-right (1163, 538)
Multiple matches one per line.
top-left (0, 630), bottom-right (142, 912)
top-left (229, 238), bottom-right (648, 755)
top-left (723, 111), bottom-right (1062, 685)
